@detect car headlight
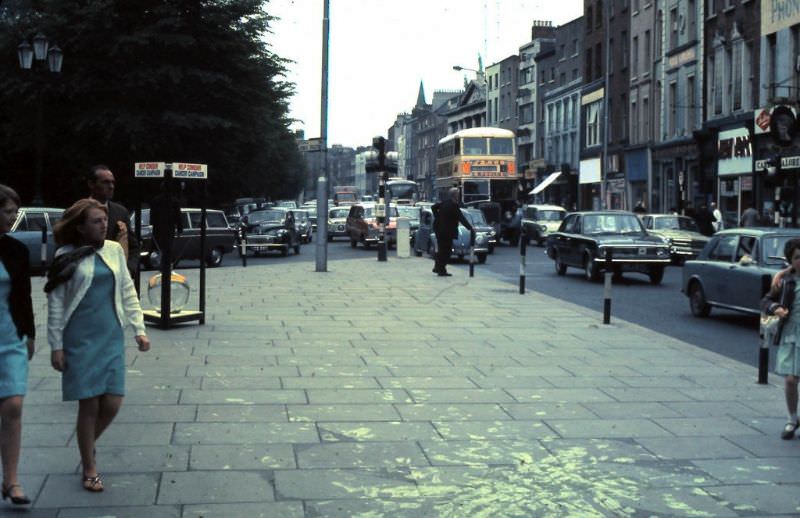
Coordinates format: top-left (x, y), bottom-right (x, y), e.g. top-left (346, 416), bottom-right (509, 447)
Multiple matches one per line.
top-left (657, 247), bottom-right (669, 257)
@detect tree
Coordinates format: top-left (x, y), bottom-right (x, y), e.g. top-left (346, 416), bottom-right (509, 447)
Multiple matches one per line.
top-left (0, 0), bottom-right (305, 207)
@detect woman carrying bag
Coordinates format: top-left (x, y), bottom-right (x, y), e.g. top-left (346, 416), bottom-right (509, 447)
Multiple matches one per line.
top-left (763, 238), bottom-right (800, 440)
top-left (47, 199), bottom-right (150, 492)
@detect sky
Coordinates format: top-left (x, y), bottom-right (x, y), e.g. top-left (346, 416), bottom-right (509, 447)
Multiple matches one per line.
top-left (265, 0), bottom-right (584, 149)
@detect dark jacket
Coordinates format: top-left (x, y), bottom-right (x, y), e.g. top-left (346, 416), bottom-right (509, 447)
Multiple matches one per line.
top-left (0, 234), bottom-right (35, 340)
top-left (761, 270), bottom-right (797, 345)
top-left (693, 208), bottom-right (716, 237)
top-left (106, 200), bottom-right (140, 273)
top-left (432, 200), bottom-right (473, 239)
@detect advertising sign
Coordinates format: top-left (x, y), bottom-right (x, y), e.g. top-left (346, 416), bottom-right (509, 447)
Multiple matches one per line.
top-left (134, 162), bottom-right (166, 178)
top-left (763, 0), bottom-right (800, 36)
top-left (173, 163), bottom-right (208, 180)
top-left (717, 127), bottom-right (752, 176)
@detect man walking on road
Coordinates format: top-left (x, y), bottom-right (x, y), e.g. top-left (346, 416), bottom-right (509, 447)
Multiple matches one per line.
top-left (87, 165), bottom-right (139, 275)
top-left (431, 187), bottom-right (473, 277)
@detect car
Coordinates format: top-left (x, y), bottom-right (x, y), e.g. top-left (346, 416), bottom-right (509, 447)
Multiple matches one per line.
top-left (275, 200), bottom-right (297, 209)
top-left (641, 214), bottom-right (710, 264)
top-left (395, 205), bottom-right (421, 248)
top-left (137, 208), bottom-right (235, 269)
top-left (545, 211), bottom-right (671, 284)
top-left (681, 228), bottom-right (800, 317)
top-left (327, 206), bottom-right (351, 241)
top-left (240, 207), bottom-right (301, 256)
top-left (413, 208), bottom-right (489, 264)
top-left (345, 203), bottom-right (398, 249)
top-left (9, 207), bottom-right (63, 273)
top-left (293, 209), bottom-right (313, 243)
top-left (462, 207), bottom-right (496, 253)
top-left (521, 204), bottom-right (566, 246)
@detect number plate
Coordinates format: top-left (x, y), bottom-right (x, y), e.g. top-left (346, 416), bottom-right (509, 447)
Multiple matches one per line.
top-left (638, 247), bottom-right (647, 255)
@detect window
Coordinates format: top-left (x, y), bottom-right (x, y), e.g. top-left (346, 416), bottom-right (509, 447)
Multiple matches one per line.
top-left (768, 34), bottom-right (777, 100)
top-left (732, 40), bottom-right (742, 110)
top-left (206, 212), bottom-right (228, 229)
top-left (631, 100), bottom-right (639, 142)
top-left (644, 30), bottom-right (651, 71)
top-left (632, 35), bottom-right (639, 75)
top-left (621, 31), bottom-right (628, 69)
top-left (596, 1), bottom-right (603, 28)
top-left (713, 52), bottom-right (723, 114)
top-left (708, 235), bottom-right (737, 262)
top-left (706, 0), bottom-right (716, 17)
top-left (621, 93), bottom-right (627, 140)
top-left (655, 10), bottom-right (663, 58)
top-left (668, 81), bottom-right (677, 137)
top-left (736, 236), bottom-right (758, 262)
top-left (586, 50), bottom-right (593, 80)
top-left (595, 43), bottom-right (602, 78)
top-left (16, 212), bottom-right (46, 232)
top-left (688, 0), bottom-right (697, 37)
top-left (586, 102), bottom-right (600, 147)
top-left (669, 8), bottom-right (678, 49)
top-left (687, 75), bottom-right (695, 131)
top-left (573, 39), bottom-right (579, 55)
top-left (633, 0), bottom-right (639, 11)
top-left (642, 97), bottom-right (650, 139)
top-left (609, 38), bottom-right (615, 71)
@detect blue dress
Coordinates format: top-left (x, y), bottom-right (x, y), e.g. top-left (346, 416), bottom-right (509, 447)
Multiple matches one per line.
top-left (776, 281), bottom-right (800, 376)
top-left (0, 261), bottom-right (28, 398)
top-left (61, 256), bottom-right (125, 401)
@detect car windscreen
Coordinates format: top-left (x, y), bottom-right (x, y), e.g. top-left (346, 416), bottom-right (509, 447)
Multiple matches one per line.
top-left (763, 235), bottom-right (796, 265)
top-left (248, 210), bottom-right (285, 224)
top-left (329, 208), bottom-right (350, 218)
top-left (654, 216), bottom-right (698, 231)
top-left (463, 209), bottom-right (487, 226)
top-left (538, 210), bottom-right (565, 221)
top-left (364, 207), bottom-right (399, 218)
top-left (294, 211), bottom-right (308, 222)
top-left (582, 214), bottom-right (644, 234)
top-left (396, 206), bottom-right (420, 219)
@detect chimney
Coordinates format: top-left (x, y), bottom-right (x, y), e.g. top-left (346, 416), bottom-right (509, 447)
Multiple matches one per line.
top-left (531, 20), bottom-right (555, 41)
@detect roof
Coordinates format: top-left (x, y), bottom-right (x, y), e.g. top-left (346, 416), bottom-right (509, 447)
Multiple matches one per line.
top-left (715, 227), bottom-right (800, 236)
top-left (439, 127), bottom-right (516, 145)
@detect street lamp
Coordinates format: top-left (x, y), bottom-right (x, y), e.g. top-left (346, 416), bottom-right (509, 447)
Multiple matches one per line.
top-left (452, 65), bottom-right (484, 79)
top-left (17, 33), bottom-right (63, 207)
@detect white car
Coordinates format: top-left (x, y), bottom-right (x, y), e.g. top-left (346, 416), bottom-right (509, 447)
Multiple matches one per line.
top-left (521, 204), bottom-right (567, 246)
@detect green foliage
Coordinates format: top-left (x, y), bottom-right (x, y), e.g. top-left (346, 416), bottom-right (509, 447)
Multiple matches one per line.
top-left (0, 0), bottom-right (305, 207)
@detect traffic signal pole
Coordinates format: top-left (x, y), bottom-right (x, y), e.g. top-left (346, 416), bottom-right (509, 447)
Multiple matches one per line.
top-left (315, 0), bottom-right (330, 272)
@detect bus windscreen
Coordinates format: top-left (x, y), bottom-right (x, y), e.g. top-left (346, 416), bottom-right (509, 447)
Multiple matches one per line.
top-left (490, 138), bottom-right (513, 155)
top-left (462, 138), bottom-right (487, 155)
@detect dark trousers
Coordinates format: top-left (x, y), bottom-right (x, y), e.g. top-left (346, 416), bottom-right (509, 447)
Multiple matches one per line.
top-left (435, 234), bottom-right (453, 273)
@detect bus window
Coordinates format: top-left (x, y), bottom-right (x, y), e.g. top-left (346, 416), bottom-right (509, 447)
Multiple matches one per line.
top-left (463, 179), bottom-right (489, 204)
top-left (462, 138), bottom-right (487, 155)
top-left (490, 138), bottom-right (514, 155)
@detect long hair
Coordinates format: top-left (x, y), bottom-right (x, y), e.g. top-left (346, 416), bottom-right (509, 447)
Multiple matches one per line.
top-left (0, 184), bottom-right (21, 208)
top-left (53, 199), bottom-right (108, 247)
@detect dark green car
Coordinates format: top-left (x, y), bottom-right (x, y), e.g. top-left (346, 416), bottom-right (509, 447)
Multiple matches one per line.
top-left (682, 228), bottom-right (800, 317)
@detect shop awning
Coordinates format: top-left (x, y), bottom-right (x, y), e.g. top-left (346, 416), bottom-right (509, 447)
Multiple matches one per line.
top-left (530, 171), bottom-right (562, 195)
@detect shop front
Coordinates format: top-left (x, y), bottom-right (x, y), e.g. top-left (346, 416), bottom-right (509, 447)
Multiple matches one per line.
top-left (579, 157), bottom-right (601, 210)
top-left (651, 141), bottom-right (701, 214)
top-left (625, 147), bottom-right (649, 211)
top-left (716, 126), bottom-right (754, 228)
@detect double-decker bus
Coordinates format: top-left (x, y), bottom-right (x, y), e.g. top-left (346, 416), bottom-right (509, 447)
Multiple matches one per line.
top-left (385, 177), bottom-right (418, 205)
top-left (436, 128), bottom-right (518, 240)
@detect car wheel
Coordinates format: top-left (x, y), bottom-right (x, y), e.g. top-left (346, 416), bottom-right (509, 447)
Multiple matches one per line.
top-left (488, 244), bottom-right (495, 254)
top-left (584, 254), bottom-right (600, 282)
top-left (362, 235), bottom-right (371, 249)
top-left (648, 265), bottom-right (664, 285)
top-left (206, 247), bottom-right (224, 267)
top-left (689, 282), bottom-right (711, 317)
top-left (328, 235), bottom-right (334, 242)
top-left (477, 253), bottom-right (487, 264)
top-left (554, 252), bottom-right (567, 276)
top-left (537, 239), bottom-right (544, 247)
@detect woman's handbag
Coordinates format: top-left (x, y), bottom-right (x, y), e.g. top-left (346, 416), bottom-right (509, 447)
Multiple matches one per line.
top-left (760, 313), bottom-right (782, 344)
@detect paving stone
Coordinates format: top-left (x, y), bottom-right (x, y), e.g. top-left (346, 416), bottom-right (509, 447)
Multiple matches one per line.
top-left (306, 389), bottom-right (411, 404)
top-left (501, 402), bottom-right (597, 420)
top-left (663, 401), bottom-right (764, 418)
top-left (91, 446), bottom-right (189, 472)
top-left (174, 422), bottom-right (318, 445)
top-left (419, 439), bottom-right (551, 467)
top-left (157, 471), bottom-right (274, 504)
top-left (114, 404), bottom-right (197, 423)
top-left (281, 376), bottom-right (380, 389)
top-left (54, 507), bottom-right (180, 518)
top-left (34, 473), bottom-right (158, 508)
top-left (182, 502), bottom-right (304, 518)
top-left (541, 438), bottom-right (659, 463)
top-left (187, 365), bottom-right (299, 377)
top-left (22, 424), bottom-right (73, 447)
top-left (18, 447), bottom-right (78, 475)
top-left (542, 376), bottom-right (629, 388)
top-left (703, 484), bottom-right (800, 515)
top-left (724, 434), bottom-right (800, 457)
top-left (195, 404), bottom-right (287, 422)
top-left (394, 403), bottom-right (511, 421)
top-left (22, 403), bottom-right (75, 424)
top-left (274, 468), bottom-right (419, 500)
top-left (179, 389), bottom-right (306, 405)
top-left (407, 388), bottom-right (515, 404)
top-left (298, 365), bottom-right (392, 377)
top-left (652, 416), bottom-right (762, 437)
top-left (693, 457), bottom-right (800, 484)
top-left (387, 366), bottom-right (484, 377)
top-left (66, 423), bottom-right (173, 447)
top-left (304, 499), bottom-right (444, 518)
top-left (600, 387), bottom-right (695, 403)
top-left (635, 436), bottom-right (753, 460)
top-left (506, 388), bottom-right (616, 403)
top-left (288, 404), bottom-right (401, 422)
top-left (200, 377), bottom-right (282, 389)
top-left (318, 421), bottom-right (441, 442)
top-left (295, 441), bottom-right (428, 469)
top-left (582, 402), bottom-right (683, 419)
top-left (545, 418), bottom-right (672, 438)
top-left (190, 444), bottom-right (296, 470)
top-left (377, 377), bottom-right (478, 389)
top-left (433, 420), bottom-right (556, 441)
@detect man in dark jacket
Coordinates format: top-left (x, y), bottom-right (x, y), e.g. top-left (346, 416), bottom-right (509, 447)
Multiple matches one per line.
top-left (87, 165), bottom-right (140, 274)
top-left (431, 187), bottom-right (473, 277)
top-left (693, 204), bottom-right (716, 237)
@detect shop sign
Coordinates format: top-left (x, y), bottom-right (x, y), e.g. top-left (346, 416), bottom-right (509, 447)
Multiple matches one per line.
top-left (756, 156), bottom-right (800, 171)
top-left (763, 0), bottom-right (800, 37)
top-left (718, 127), bottom-right (753, 176)
top-left (667, 47), bottom-right (696, 69)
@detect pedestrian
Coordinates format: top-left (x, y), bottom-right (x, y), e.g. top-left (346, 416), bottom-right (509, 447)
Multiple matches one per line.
top-left (632, 201), bottom-right (647, 214)
top-left (762, 238), bottom-right (800, 440)
top-left (0, 185), bottom-right (35, 506)
top-left (741, 204), bottom-right (760, 227)
top-left (86, 165), bottom-right (139, 275)
top-left (46, 199), bottom-right (150, 492)
top-left (693, 204), bottom-right (715, 236)
top-left (711, 202), bottom-right (724, 231)
top-left (431, 187), bottom-right (473, 277)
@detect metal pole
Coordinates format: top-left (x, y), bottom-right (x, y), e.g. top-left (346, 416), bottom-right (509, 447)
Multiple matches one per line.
top-left (315, 0), bottom-right (330, 272)
top-left (40, 226), bottom-right (46, 276)
top-left (239, 224), bottom-right (247, 267)
top-left (603, 248), bottom-right (612, 324)
top-left (378, 172), bottom-right (387, 262)
top-left (159, 165), bottom-right (174, 330)
top-left (469, 229), bottom-right (475, 278)
top-left (758, 338), bottom-right (769, 385)
top-left (600, 0), bottom-right (611, 210)
top-left (519, 227), bottom-right (526, 294)
top-left (199, 182), bottom-right (207, 325)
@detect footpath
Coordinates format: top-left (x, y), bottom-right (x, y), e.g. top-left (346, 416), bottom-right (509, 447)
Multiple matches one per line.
top-left (6, 252), bottom-right (799, 517)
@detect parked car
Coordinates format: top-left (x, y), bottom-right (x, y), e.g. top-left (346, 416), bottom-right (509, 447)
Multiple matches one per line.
top-left (641, 214), bottom-right (710, 264)
top-left (327, 207), bottom-right (351, 241)
top-left (396, 205), bottom-right (421, 248)
top-left (240, 207), bottom-right (301, 256)
top-left (545, 211), bottom-right (671, 284)
top-left (463, 207), bottom-right (496, 253)
top-left (414, 208), bottom-right (489, 264)
top-left (136, 208), bottom-right (235, 269)
top-left (521, 204), bottom-right (566, 246)
top-left (294, 209), bottom-right (313, 243)
top-left (682, 228), bottom-right (800, 317)
top-left (10, 207), bottom-right (63, 273)
top-left (345, 203), bottom-right (398, 249)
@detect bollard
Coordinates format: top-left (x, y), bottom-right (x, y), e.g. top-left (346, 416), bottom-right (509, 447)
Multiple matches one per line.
top-left (239, 225), bottom-right (247, 267)
top-left (469, 229), bottom-right (475, 278)
top-left (519, 227), bottom-right (527, 294)
top-left (396, 217), bottom-right (410, 258)
top-left (40, 226), bottom-right (47, 276)
top-left (603, 248), bottom-right (612, 324)
top-left (758, 336), bottom-right (770, 384)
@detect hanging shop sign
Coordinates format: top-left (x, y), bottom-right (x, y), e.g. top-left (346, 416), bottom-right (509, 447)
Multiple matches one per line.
top-left (717, 127), bottom-right (753, 176)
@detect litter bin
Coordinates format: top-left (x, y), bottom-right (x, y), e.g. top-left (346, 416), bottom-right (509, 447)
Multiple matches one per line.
top-left (396, 217), bottom-right (410, 258)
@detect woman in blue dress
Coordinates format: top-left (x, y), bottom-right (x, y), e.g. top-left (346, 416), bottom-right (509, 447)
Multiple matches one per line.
top-left (47, 199), bottom-right (150, 492)
top-left (0, 185), bottom-right (35, 506)
top-left (763, 238), bottom-right (800, 440)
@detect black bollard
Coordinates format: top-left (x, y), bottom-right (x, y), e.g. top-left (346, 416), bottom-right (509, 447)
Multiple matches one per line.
top-left (469, 229), bottom-right (475, 278)
top-left (519, 227), bottom-right (527, 294)
top-left (603, 248), bottom-right (612, 324)
top-left (239, 225), bottom-right (247, 267)
top-left (758, 337), bottom-right (770, 385)
top-left (40, 226), bottom-right (47, 276)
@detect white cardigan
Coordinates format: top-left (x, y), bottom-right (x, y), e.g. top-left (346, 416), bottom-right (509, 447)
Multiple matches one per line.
top-left (47, 240), bottom-right (146, 351)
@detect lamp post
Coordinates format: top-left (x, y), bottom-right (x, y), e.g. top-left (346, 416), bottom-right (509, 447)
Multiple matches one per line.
top-left (452, 65), bottom-right (485, 81)
top-left (17, 33), bottom-right (63, 207)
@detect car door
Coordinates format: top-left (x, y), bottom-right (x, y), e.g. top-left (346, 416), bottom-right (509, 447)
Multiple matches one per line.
top-left (174, 211), bottom-right (195, 261)
top-left (564, 215), bottom-right (583, 265)
top-left (18, 210), bottom-right (49, 268)
top-left (205, 211), bottom-right (233, 254)
top-left (727, 235), bottom-right (765, 311)
top-left (702, 233), bottom-right (738, 304)
top-left (551, 214), bottom-right (574, 264)
top-left (417, 210), bottom-right (432, 254)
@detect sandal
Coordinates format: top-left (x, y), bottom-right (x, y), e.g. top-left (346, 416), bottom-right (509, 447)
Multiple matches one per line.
top-left (82, 474), bottom-right (104, 492)
top-left (1, 483), bottom-right (30, 505)
top-left (781, 420), bottom-right (800, 440)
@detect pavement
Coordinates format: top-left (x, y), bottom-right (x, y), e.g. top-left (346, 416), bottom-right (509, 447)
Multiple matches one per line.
top-left (5, 250), bottom-right (799, 517)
